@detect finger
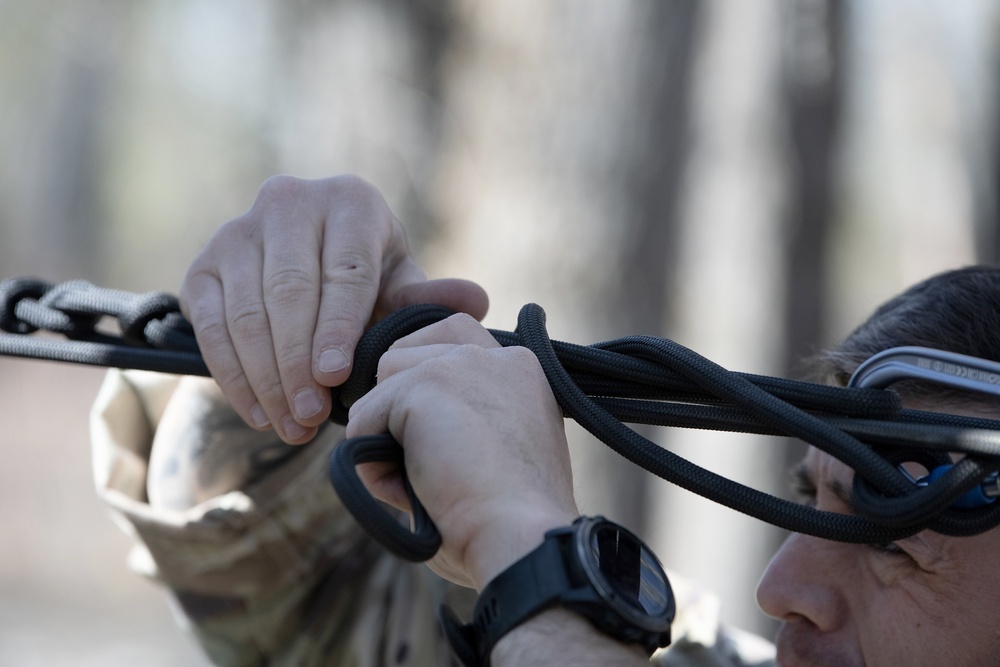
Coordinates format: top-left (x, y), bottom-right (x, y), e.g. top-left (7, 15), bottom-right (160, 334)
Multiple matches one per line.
top-left (376, 344), bottom-right (466, 384)
top-left (259, 206), bottom-right (332, 430)
top-left (180, 270), bottom-right (271, 430)
top-left (311, 176), bottom-right (402, 388)
top-left (356, 460), bottom-right (411, 513)
top-left (379, 274), bottom-right (490, 323)
top-left (348, 344), bottom-right (499, 435)
top-left (388, 312), bottom-right (501, 351)
top-left (218, 244), bottom-right (317, 444)
top-left (345, 363), bottom-right (411, 440)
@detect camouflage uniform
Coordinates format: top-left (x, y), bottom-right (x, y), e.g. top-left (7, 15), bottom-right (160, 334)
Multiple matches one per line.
top-left (92, 370), bottom-right (776, 667)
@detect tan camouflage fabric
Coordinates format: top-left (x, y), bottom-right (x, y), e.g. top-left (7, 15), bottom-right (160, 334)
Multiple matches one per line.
top-left (91, 370), bottom-right (775, 667)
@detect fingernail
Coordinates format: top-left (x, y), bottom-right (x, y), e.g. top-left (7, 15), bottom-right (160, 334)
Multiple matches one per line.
top-left (282, 416), bottom-right (308, 441)
top-left (317, 347), bottom-right (349, 374)
top-left (293, 389), bottom-right (324, 420)
top-left (249, 404), bottom-right (270, 428)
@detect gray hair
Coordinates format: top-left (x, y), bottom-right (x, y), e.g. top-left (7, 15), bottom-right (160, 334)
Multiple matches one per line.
top-left (809, 266), bottom-right (1000, 410)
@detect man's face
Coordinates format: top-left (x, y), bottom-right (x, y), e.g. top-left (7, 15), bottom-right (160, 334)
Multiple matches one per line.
top-left (756, 425), bottom-right (1000, 666)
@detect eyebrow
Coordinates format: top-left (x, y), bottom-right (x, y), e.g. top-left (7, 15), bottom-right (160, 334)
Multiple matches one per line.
top-left (792, 462), bottom-right (857, 513)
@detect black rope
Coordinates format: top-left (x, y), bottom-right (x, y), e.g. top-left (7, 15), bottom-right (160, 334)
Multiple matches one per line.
top-left (0, 278), bottom-right (209, 375)
top-left (5, 277), bottom-right (1000, 562)
top-left (329, 303), bottom-right (1000, 559)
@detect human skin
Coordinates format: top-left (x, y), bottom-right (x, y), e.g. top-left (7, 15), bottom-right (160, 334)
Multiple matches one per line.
top-left (346, 313), bottom-right (579, 590)
top-left (179, 174), bottom-right (488, 444)
top-left (757, 430), bottom-right (1000, 667)
top-left (357, 314), bottom-right (1000, 666)
top-left (182, 174), bottom-right (1000, 665)
top-left (347, 313), bottom-right (649, 665)
top-left (179, 176), bottom-right (647, 664)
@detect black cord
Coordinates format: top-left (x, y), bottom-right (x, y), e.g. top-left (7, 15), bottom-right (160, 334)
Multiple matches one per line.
top-left (0, 277), bottom-right (209, 375)
top-left (5, 277), bottom-right (1000, 562)
top-left (329, 303), bottom-right (1000, 560)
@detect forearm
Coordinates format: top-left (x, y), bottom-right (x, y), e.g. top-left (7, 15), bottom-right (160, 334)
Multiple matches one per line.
top-left (93, 371), bottom-right (378, 663)
top-left (492, 609), bottom-right (649, 666)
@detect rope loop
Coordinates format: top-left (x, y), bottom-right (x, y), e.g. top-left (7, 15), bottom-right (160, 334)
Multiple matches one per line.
top-left (120, 291), bottom-right (183, 348)
top-left (326, 302), bottom-right (1000, 560)
top-left (0, 277), bottom-right (53, 334)
top-left (0, 278), bottom-right (206, 374)
top-left (37, 280), bottom-right (106, 339)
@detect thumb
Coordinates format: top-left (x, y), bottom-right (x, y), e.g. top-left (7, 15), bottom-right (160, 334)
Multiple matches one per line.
top-left (379, 277), bottom-right (490, 323)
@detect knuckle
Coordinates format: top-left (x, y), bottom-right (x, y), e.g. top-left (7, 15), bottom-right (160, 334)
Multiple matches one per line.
top-left (255, 174), bottom-right (307, 209)
top-left (435, 344), bottom-right (488, 375)
top-left (227, 302), bottom-right (270, 340)
top-left (321, 250), bottom-right (379, 288)
top-left (181, 253), bottom-right (225, 302)
top-left (327, 173), bottom-right (378, 200)
top-left (213, 364), bottom-right (251, 396)
top-left (257, 173), bottom-right (383, 218)
top-left (446, 312), bottom-right (480, 329)
top-left (506, 345), bottom-right (536, 363)
top-left (192, 315), bottom-right (231, 349)
top-left (274, 338), bottom-right (314, 370)
top-left (181, 255), bottom-right (211, 286)
top-left (325, 175), bottom-right (395, 231)
top-left (263, 264), bottom-right (316, 298)
top-left (250, 373), bottom-right (287, 405)
top-left (207, 214), bottom-right (262, 254)
top-left (317, 311), bottom-right (365, 341)
top-left (442, 313), bottom-right (490, 341)
top-left (506, 346), bottom-right (544, 373)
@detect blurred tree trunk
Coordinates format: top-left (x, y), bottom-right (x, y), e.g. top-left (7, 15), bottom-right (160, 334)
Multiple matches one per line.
top-left (645, 0), bottom-right (794, 638)
top-left (780, 0), bottom-right (844, 375)
top-left (778, 0), bottom-right (845, 555)
top-left (611, 0), bottom-right (700, 338)
top-left (981, 45), bottom-right (1000, 264)
top-left (599, 0), bottom-right (701, 538)
top-left (426, 1), bottom-right (701, 540)
top-left (1, 3), bottom-right (124, 281)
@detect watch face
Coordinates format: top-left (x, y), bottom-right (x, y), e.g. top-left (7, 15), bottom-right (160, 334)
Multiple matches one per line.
top-left (582, 520), bottom-right (673, 629)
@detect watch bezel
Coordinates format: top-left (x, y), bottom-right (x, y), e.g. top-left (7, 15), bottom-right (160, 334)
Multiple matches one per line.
top-left (573, 516), bottom-right (675, 634)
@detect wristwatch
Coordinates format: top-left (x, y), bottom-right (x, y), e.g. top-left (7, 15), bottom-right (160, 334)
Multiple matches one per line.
top-left (439, 516), bottom-right (675, 666)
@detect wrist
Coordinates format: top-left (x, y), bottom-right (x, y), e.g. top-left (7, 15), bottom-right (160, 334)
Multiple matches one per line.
top-left (441, 515), bottom-right (674, 666)
top-left (463, 505), bottom-right (579, 591)
top-left (491, 608), bottom-right (648, 666)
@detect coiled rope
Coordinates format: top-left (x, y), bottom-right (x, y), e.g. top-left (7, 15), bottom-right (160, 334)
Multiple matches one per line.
top-left (5, 277), bottom-right (1000, 562)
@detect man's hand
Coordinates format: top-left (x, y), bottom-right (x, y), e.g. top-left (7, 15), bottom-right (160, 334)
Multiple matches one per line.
top-left (345, 313), bottom-right (579, 591)
top-left (180, 175), bottom-right (488, 443)
top-left (345, 315), bottom-right (653, 666)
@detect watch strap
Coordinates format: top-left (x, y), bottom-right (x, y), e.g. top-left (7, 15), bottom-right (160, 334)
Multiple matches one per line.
top-left (440, 527), bottom-right (574, 666)
top-left (438, 517), bottom-right (674, 666)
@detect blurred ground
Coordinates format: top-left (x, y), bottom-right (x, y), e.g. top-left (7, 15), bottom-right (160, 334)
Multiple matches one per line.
top-left (0, 359), bottom-right (207, 666)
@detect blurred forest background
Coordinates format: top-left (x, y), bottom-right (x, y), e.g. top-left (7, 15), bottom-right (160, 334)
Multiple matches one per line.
top-left (1, 0), bottom-right (999, 663)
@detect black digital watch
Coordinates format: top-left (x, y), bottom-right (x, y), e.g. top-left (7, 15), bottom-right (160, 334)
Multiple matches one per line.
top-left (439, 515), bottom-right (675, 666)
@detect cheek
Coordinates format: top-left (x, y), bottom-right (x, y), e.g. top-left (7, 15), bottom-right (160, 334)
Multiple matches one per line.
top-left (857, 567), bottom-right (1000, 665)
top-left (856, 587), bottom-right (947, 657)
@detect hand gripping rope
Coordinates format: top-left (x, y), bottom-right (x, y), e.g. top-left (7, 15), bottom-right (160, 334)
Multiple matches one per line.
top-left (5, 278), bottom-right (1000, 563)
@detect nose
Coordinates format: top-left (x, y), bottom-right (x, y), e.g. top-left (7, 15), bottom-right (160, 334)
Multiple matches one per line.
top-left (756, 532), bottom-right (848, 632)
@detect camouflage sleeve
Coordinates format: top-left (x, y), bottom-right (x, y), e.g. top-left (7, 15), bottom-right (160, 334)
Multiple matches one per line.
top-left (90, 370), bottom-right (773, 667)
top-left (90, 369), bottom-right (475, 667)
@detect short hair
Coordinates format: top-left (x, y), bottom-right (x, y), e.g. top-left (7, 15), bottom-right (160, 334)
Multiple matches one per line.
top-left (810, 265), bottom-right (1000, 410)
